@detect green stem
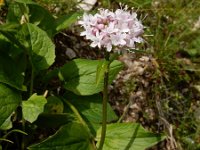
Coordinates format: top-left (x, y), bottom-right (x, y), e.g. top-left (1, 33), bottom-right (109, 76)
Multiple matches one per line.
top-left (22, 64), bottom-right (34, 150)
top-left (29, 68), bottom-right (34, 96)
top-left (98, 52), bottom-right (110, 150)
top-left (21, 118), bottom-right (26, 150)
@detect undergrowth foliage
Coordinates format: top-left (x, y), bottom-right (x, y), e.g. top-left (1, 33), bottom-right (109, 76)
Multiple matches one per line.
top-left (0, 0), bottom-right (199, 150)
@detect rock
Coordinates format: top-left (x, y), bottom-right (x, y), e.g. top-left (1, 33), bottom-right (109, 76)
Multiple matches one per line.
top-left (65, 48), bottom-right (76, 59)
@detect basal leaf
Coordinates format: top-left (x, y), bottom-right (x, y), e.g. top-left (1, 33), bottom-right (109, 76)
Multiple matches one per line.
top-left (0, 54), bottom-right (25, 90)
top-left (96, 123), bottom-right (166, 150)
top-left (44, 96), bottom-right (64, 114)
top-left (59, 59), bottom-right (123, 95)
top-left (7, 1), bottom-right (55, 37)
top-left (29, 4), bottom-right (55, 37)
top-left (0, 115), bottom-right (12, 130)
top-left (0, 83), bottom-right (21, 126)
top-left (6, 2), bottom-right (23, 24)
top-left (16, 23), bottom-right (55, 71)
top-left (35, 113), bottom-right (74, 128)
top-left (28, 122), bottom-right (95, 150)
top-left (63, 93), bottom-right (118, 135)
top-left (0, 23), bottom-right (25, 51)
top-left (22, 94), bottom-right (47, 123)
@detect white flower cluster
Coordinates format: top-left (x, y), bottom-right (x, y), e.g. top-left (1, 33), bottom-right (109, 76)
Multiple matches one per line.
top-left (78, 8), bottom-right (144, 52)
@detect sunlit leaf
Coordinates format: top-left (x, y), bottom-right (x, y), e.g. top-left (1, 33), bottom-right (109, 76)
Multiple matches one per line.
top-left (22, 94), bottom-right (47, 123)
top-left (96, 123), bottom-right (166, 150)
top-left (16, 23), bottom-right (55, 71)
top-left (59, 59), bottom-right (123, 95)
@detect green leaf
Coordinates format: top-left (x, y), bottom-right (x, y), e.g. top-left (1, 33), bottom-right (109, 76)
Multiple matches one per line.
top-left (0, 115), bottom-right (12, 130)
top-left (54, 12), bottom-right (82, 34)
top-left (96, 123), bottom-right (166, 150)
top-left (0, 53), bottom-right (25, 90)
top-left (0, 83), bottom-right (21, 126)
top-left (0, 34), bottom-right (27, 73)
top-left (29, 4), bottom-right (55, 37)
top-left (59, 59), bottom-right (123, 95)
top-left (0, 23), bottom-right (25, 51)
top-left (35, 113), bottom-right (74, 128)
top-left (44, 96), bottom-right (64, 114)
top-left (16, 23), bottom-right (55, 71)
top-left (28, 122), bottom-right (94, 150)
top-left (6, 2), bottom-right (23, 24)
top-left (42, 68), bottom-right (59, 83)
top-left (0, 23), bottom-right (20, 32)
top-left (22, 93), bottom-right (47, 123)
top-left (64, 93), bottom-right (118, 135)
top-left (6, 1), bottom-right (55, 36)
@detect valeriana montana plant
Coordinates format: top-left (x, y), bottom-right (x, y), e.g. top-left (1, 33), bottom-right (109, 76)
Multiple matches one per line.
top-left (79, 7), bottom-right (145, 150)
top-left (0, 1), bottom-right (165, 149)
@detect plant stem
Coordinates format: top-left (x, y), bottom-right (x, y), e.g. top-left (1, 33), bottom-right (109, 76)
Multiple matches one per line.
top-left (21, 118), bottom-right (25, 150)
top-left (22, 65), bottom-right (34, 150)
top-left (98, 52), bottom-right (110, 150)
top-left (30, 68), bottom-right (34, 96)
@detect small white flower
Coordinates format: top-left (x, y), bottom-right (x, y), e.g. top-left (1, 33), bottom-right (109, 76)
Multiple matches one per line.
top-left (78, 7), bottom-right (144, 52)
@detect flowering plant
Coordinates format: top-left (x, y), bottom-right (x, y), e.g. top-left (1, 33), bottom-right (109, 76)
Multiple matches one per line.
top-left (78, 7), bottom-right (154, 150)
top-left (0, 1), bottom-right (165, 150)
top-left (79, 7), bottom-right (144, 52)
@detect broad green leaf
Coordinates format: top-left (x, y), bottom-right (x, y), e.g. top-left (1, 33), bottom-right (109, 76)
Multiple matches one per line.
top-left (0, 33), bottom-right (24, 59)
top-left (6, 2), bottom-right (23, 23)
top-left (42, 68), bottom-right (59, 83)
top-left (59, 59), bottom-right (123, 95)
top-left (54, 12), bottom-right (82, 34)
top-left (29, 4), bottom-right (55, 37)
top-left (35, 113), bottom-right (74, 128)
top-left (7, 1), bottom-right (55, 36)
top-left (0, 54), bottom-right (24, 90)
top-left (16, 23), bottom-right (55, 71)
top-left (22, 93), bottom-right (47, 123)
top-left (0, 34), bottom-right (27, 73)
top-left (96, 123), bottom-right (166, 150)
top-left (28, 122), bottom-right (95, 150)
top-left (0, 23), bottom-right (24, 51)
top-left (44, 96), bottom-right (64, 114)
top-left (0, 83), bottom-right (21, 126)
top-left (0, 115), bottom-right (12, 130)
top-left (0, 23), bottom-right (20, 32)
top-left (63, 93), bottom-right (118, 135)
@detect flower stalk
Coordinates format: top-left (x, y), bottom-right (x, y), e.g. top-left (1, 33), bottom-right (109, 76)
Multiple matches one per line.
top-left (98, 52), bottom-right (110, 150)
